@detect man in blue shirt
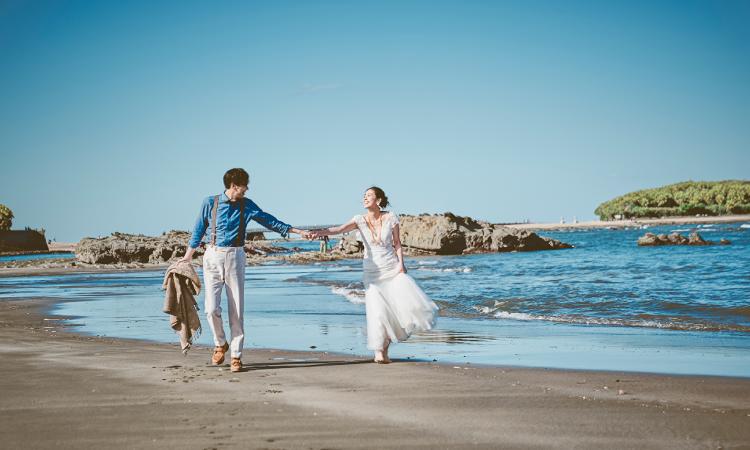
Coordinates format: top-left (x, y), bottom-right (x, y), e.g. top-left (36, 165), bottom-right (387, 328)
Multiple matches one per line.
top-left (181, 168), bottom-right (310, 372)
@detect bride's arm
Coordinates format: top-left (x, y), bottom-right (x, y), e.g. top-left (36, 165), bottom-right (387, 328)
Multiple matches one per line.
top-left (312, 219), bottom-right (358, 237)
top-left (393, 223), bottom-right (407, 274)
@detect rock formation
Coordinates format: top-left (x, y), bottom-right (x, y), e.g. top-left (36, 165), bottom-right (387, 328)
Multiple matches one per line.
top-left (75, 231), bottom-right (289, 264)
top-left (637, 231), bottom-right (730, 246)
top-left (247, 231), bottom-right (266, 241)
top-left (74, 214), bottom-right (573, 264)
top-left (333, 213), bottom-right (572, 256)
top-left (0, 230), bottom-right (49, 253)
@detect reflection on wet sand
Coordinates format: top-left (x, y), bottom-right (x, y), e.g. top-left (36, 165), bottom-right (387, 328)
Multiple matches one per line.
top-left (406, 329), bottom-right (497, 344)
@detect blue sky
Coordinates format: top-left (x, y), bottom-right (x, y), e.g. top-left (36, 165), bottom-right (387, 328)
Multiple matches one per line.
top-left (1, 0), bottom-right (749, 241)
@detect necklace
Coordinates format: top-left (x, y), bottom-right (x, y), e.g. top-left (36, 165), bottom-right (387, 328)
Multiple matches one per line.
top-left (364, 213), bottom-right (383, 245)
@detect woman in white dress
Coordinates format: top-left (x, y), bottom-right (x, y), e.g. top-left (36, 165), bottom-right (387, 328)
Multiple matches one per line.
top-left (311, 187), bottom-right (439, 363)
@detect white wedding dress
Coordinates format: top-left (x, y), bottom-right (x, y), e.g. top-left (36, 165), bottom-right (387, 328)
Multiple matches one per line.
top-left (352, 213), bottom-right (439, 350)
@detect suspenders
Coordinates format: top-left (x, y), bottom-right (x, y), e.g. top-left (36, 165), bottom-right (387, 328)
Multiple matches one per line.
top-left (210, 195), bottom-right (219, 246)
top-left (209, 195), bottom-right (245, 247)
top-left (235, 200), bottom-right (244, 247)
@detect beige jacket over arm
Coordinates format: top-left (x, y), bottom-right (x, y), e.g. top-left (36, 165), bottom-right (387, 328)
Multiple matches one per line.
top-left (162, 261), bottom-right (202, 354)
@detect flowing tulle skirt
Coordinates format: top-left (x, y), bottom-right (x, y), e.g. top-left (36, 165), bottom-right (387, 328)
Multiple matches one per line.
top-left (365, 272), bottom-right (439, 350)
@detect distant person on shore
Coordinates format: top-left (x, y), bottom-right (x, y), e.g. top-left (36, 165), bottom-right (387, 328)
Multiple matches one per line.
top-left (310, 187), bottom-right (438, 363)
top-left (181, 168), bottom-right (311, 372)
top-left (319, 235), bottom-right (330, 254)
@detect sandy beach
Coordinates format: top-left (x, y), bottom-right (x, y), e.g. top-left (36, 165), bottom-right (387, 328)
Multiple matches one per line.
top-left (3, 0), bottom-right (748, 447)
top-left (1, 297), bottom-right (749, 449)
top-left (48, 242), bottom-right (77, 252)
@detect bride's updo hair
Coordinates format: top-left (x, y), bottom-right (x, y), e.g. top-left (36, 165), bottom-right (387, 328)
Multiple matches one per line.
top-left (367, 186), bottom-right (390, 209)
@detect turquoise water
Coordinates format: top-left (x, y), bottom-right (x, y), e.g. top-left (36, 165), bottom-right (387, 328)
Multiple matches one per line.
top-left (1, 223), bottom-right (748, 377)
top-left (0, 252), bottom-right (74, 262)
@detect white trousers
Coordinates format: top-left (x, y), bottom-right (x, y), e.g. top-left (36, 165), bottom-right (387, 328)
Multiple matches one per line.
top-left (202, 246), bottom-right (246, 358)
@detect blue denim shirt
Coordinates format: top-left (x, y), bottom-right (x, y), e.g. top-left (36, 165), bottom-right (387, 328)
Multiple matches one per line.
top-left (189, 192), bottom-right (292, 248)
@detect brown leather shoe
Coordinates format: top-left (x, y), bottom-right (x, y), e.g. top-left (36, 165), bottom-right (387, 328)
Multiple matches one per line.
top-left (212, 342), bottom-right (229, 365)
top-left (230, 357), bottom-right (242, 373)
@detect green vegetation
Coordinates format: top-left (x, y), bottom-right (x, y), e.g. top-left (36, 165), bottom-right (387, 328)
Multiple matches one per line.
top-left (0, 204), bottom-right (13, 231)
top-left (595, 181), bottom-right (750, 220)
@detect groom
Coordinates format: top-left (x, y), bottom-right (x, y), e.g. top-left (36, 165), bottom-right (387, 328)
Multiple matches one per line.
top-left (181, 168), bottom-right (310, 372)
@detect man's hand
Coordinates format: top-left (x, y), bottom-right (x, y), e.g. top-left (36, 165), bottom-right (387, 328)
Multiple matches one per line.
top-left (308, 229), bottom-right (323, 239)
top-left (290, 228), bottom-right (313, 240)
top-left (181, 247), bottom-right (196, 263)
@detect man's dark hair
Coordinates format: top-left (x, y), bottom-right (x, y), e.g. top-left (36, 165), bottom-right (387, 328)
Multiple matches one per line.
top-left (224, 168), bottom-right (249, 188)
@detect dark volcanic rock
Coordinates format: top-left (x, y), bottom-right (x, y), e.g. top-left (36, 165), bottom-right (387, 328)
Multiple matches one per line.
top-left (637, 231), bottom-right (729, 247)
top-left (333, 213), bottom-right (572, 256)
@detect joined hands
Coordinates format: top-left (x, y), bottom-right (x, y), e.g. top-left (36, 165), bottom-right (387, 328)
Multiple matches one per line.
top-left (296, 229), bottom-right (325, 240)
top-left (308, 229), bottom-right (326, 240)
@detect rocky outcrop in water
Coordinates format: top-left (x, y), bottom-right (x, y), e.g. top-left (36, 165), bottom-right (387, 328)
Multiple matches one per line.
top-left (75, 231), bottom-right (289, 264)
top-left (333, 213), bottom-right (572, 256)
top-left (75, 213), bottom-right (573, 264)
top-left (247, 231), bottom-right (266, 241)
top-left (75, 232), bottom-right (170, 264)
top-left (637, 231), bottom-right (730, 246)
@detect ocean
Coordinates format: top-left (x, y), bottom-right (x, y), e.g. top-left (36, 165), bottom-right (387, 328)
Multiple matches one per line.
top-left (1, 222), bottom-right (748, 377)
top-left (0, 252), bottom-right (75, 262)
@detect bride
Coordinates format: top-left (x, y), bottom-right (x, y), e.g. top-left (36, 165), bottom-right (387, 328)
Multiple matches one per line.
top-left (311, 187), bottom-right (438, 363)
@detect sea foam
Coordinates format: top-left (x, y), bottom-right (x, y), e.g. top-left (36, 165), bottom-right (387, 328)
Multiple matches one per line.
top-left (331, 286), bottom-right (365, 304)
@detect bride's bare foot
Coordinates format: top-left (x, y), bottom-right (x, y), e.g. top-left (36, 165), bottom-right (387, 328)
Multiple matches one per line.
top-left (373, 350), bottom-right (390, 364)
top-left (374, 339), bottom-right (392, 363)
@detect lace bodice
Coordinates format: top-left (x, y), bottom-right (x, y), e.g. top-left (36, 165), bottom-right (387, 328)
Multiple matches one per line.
top-left (354, 212), bottom-right (399, 250)
top-left (352, 212), bottom-right (401, 283)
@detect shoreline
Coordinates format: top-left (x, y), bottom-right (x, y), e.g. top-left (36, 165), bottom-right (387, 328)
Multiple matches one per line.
top-left (5, 214), bottom-right (748, 259)
top-left (0, 241), bottom-right (77, 257)
top-left (1, 215), bottom-right (746, 274)
top-left (2, 298), bottom-right (750, 448)
top-left (4, 263), bottom-right (749, 379)
top-left (0, 263), bottom-right (171, 278)
top-left (0, 249), bottom-right (74, 257)
top-left (503, 213), bottom-right (750, 231)
top-left (15, 297), bottom-right (750, 381)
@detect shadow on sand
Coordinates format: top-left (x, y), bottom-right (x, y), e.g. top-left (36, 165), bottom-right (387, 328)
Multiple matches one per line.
top-left (205, 358), bottom-right (409, 372)
top-left (244, 358), bottom-right (383, 371)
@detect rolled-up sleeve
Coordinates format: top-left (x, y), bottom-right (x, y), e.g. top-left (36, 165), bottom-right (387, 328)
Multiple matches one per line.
top-left (248, 200), bottom-right (292, 238)
top-left (189, 197), bottom-right (212, 248)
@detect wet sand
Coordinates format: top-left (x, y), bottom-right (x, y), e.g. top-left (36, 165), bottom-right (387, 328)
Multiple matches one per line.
top-left (0, 263), bottom-right (169, 278)
top-left (1, 298), bottom-right (748, 449)
top-left (504, 214), bottom-right (750, 231)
